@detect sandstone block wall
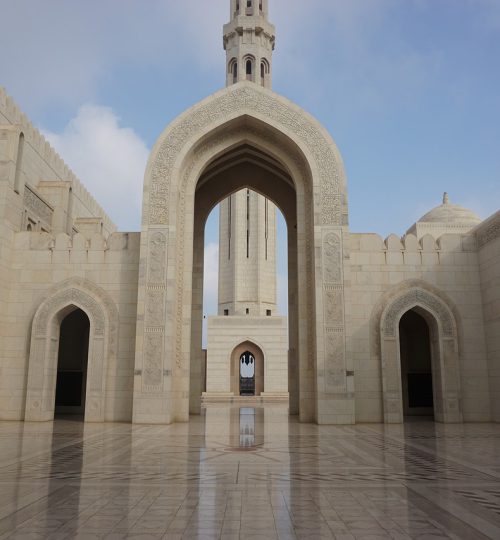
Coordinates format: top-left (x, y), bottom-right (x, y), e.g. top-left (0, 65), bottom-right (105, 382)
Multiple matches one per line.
top-left (349, 232), bottom-right (490, 422)
top-left (205, 315), bottom-right (288, 396)
top-left (476, 212), bottom-right (500, 421)
top-left (0, 231), bottom-right (140, 421)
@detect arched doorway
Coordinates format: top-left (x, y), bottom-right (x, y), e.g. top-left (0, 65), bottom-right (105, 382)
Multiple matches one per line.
top-left (380, 285), bottom-right (462, 424)
top-left (230, 341), bottom-right (264, 396)
top-left (54, 309), bottom-right (90, 417)
top-left (240, 352), bottom-right (256, 396)
top-left (399, 310), bottom-right (434, 419)
top-left (134, 83), bottom-right (353, 425)
top-left (25, 278), bottom-right (118, 423)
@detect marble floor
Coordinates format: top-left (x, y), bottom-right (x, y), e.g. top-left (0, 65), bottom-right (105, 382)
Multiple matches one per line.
top-left (0, 405), bottom-right (500, 539)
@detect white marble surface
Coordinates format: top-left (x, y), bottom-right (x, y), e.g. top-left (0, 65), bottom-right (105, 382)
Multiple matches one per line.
top-left (0, 404), bottom-right (500, 539)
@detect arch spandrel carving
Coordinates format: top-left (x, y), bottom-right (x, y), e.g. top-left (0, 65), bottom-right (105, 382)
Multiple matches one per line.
top-left (146, 83), bottom-right (346, 228)
top-left (382, 289), bottom-right (455, 338)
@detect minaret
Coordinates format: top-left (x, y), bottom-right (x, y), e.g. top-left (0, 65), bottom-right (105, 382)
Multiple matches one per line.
top-left (224, 0), bottom-right (276, 89)
top-left (218, 1), bottom-right (278, 317)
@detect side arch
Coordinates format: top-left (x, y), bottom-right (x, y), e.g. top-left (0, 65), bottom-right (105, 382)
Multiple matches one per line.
top-left (25, 278), bottom-right (119, 422)
top-left (378, 283), bottom-right (462, 423)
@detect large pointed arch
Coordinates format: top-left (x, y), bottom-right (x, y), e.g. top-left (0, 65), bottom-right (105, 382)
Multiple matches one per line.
top-left (378, 282), bottom-right (462, 424)
top-left (25, 278), bottom-right (119, 422)
top-left (133, 82), bottom-right (352, 425)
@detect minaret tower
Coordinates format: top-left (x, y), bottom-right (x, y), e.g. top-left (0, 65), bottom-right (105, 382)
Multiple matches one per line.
top-left (218, 0), bottom-right (278, 318)
top-left (206, 0), bottom-right (288, 400)
top-left (224, 0), bottom-right (276, 89)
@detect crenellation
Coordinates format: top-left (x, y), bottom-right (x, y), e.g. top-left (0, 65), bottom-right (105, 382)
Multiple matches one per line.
top-left (0, 86), bottom-right (115, 233)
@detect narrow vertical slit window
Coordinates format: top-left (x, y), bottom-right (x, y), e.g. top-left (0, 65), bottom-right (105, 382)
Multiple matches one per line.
top-left (228, 195), bottom-right (232, 260)
top-left (246, 59), bottom-right (253, 81)
top-left (265, 198), bottom-right (268, 260)
top-left (246, 189), bottom-right (250, 259)
top-left (14, 133), bottom-right (24, 194)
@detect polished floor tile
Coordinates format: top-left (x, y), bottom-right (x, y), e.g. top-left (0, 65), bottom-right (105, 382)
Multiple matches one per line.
top-left (0, 404), bottom-right (499, 539)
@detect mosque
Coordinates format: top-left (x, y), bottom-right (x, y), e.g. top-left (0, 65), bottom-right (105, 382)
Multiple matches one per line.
top-left (0, 0), bottom-right (499, 426)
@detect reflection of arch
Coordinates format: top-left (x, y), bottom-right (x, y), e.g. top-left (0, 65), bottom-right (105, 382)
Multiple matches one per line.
top-left (136, 82), bottom-right (349, 425)
top-left (230, 341), bottom-right (264, 396)
top-left (25, 278), bottom-right (119, 422)
top-left (378, 283), bottom-right (462, 424)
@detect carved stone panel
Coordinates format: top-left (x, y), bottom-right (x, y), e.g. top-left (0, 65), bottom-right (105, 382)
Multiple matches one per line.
top-left (34, 288), bottom-right (105, 337)
top-left (383, 289), bottom-right (454, 338)
top-left (148, 232), bottom-right (168, 283)
top-left (477, 214), bottom-right (500, 247)
top-left (321, 231), bottom-right (346, 395)
top-left (143, 332), bottom-right (164, 392)
top-left (24, 186), bottom-right (53, 227)
top-left (323, 232), bottom-right (342, 284)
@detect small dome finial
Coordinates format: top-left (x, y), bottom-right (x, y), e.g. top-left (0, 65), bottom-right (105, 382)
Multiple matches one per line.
top-left (443, 192), bottom-right (449, 205)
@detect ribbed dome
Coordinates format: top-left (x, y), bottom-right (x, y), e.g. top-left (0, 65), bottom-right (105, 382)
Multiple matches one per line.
top-left (418, 193), bottom-right (481, 225)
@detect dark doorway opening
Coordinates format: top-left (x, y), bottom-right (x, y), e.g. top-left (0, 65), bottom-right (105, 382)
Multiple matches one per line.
top-left (240, 351), bottom-right (256, 396)
top-left (399, 310), bottom-right (434, 418)
top-left (55, 309), bottom-right (90, 418)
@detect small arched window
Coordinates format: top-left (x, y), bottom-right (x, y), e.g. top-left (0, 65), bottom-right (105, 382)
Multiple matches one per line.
top-left (259, 0), bottom-right (263, 12)
top-left (246, 59), bottom-right (253, 80)
top-left (260, 62), bottom-right (265, 85)
top-left (233, 62), bottom-right (238, 83)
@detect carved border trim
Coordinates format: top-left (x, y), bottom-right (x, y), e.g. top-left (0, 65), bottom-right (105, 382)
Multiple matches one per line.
top-left (382, 288), bottom-right (455, 338)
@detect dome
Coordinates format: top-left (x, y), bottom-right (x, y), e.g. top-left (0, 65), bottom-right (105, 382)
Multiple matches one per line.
top-left (418, 193), bottom-right (481, 226)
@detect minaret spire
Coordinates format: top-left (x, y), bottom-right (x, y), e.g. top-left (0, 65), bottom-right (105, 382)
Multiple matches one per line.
top-left (224, 0), bottom-right (276, 89)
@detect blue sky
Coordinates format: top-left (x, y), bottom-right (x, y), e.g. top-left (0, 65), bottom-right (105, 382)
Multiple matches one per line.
top-left (1, 0), bottom-right (499, 319)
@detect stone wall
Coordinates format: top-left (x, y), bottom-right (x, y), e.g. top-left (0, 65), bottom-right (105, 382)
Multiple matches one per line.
top-left (205, 315), bottom-right (288, 397)
top-left (0, 231), bottom-right (140, 421)
top-left (350, 232), bottom-right (490, 422)
top-left (476, 212), bottom-right (500, 421)
top-left (0, 87), bottom-right (115, 236)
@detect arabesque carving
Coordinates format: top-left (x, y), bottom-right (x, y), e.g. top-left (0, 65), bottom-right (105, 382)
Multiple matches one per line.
top-left (383, 289), bottom-right (454, 338)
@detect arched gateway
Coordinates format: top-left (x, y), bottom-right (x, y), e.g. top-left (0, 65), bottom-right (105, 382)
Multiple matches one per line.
top-left (132, 82), bottom-right (353, 425)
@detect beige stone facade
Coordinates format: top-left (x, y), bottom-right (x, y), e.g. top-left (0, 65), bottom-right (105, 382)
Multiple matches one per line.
top-left (0, 0), bottom-right (499, 426)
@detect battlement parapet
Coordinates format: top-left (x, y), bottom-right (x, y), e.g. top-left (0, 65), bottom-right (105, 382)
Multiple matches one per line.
top-left (0, 87), bottom-right (116, 233)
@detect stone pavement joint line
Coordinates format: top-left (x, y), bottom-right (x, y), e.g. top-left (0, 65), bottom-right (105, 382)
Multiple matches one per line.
top-left (0, 404), bottom-right (499, 539)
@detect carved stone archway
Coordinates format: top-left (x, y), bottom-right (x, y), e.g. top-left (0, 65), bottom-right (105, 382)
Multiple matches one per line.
top-left (25, 278), bottom-right (119, 422)
top-left (133, 82), bottom-right (353, 425)
top-left (380, 286), bottom-right (462, 424)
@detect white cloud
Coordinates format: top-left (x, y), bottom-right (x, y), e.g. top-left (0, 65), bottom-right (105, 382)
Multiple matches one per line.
top-left (44, 105), bottom-right (149, 231)
top-left (0, 0), bottom-right (227, 110)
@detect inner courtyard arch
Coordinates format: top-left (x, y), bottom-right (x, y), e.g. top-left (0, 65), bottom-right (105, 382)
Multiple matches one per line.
top-left (380, 286), bottom-right (463, 424)
top-left (133, 83), bottom-right (352, 425)
top-left (25, 278), bottom-right (119, 423)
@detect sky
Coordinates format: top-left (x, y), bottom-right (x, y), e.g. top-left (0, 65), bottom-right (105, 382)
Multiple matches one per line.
top-left (1, 0), bottom-right (499, 321)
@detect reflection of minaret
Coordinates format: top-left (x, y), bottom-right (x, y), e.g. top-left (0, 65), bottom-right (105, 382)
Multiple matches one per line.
top-left (220, 1), bottom-right (278, 317)
top-left (218, 191), bottom-right (277, 316)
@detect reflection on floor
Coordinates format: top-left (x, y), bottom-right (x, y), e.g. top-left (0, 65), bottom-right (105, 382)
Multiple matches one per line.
top-left (1, 404), bottom-right (500, 539)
